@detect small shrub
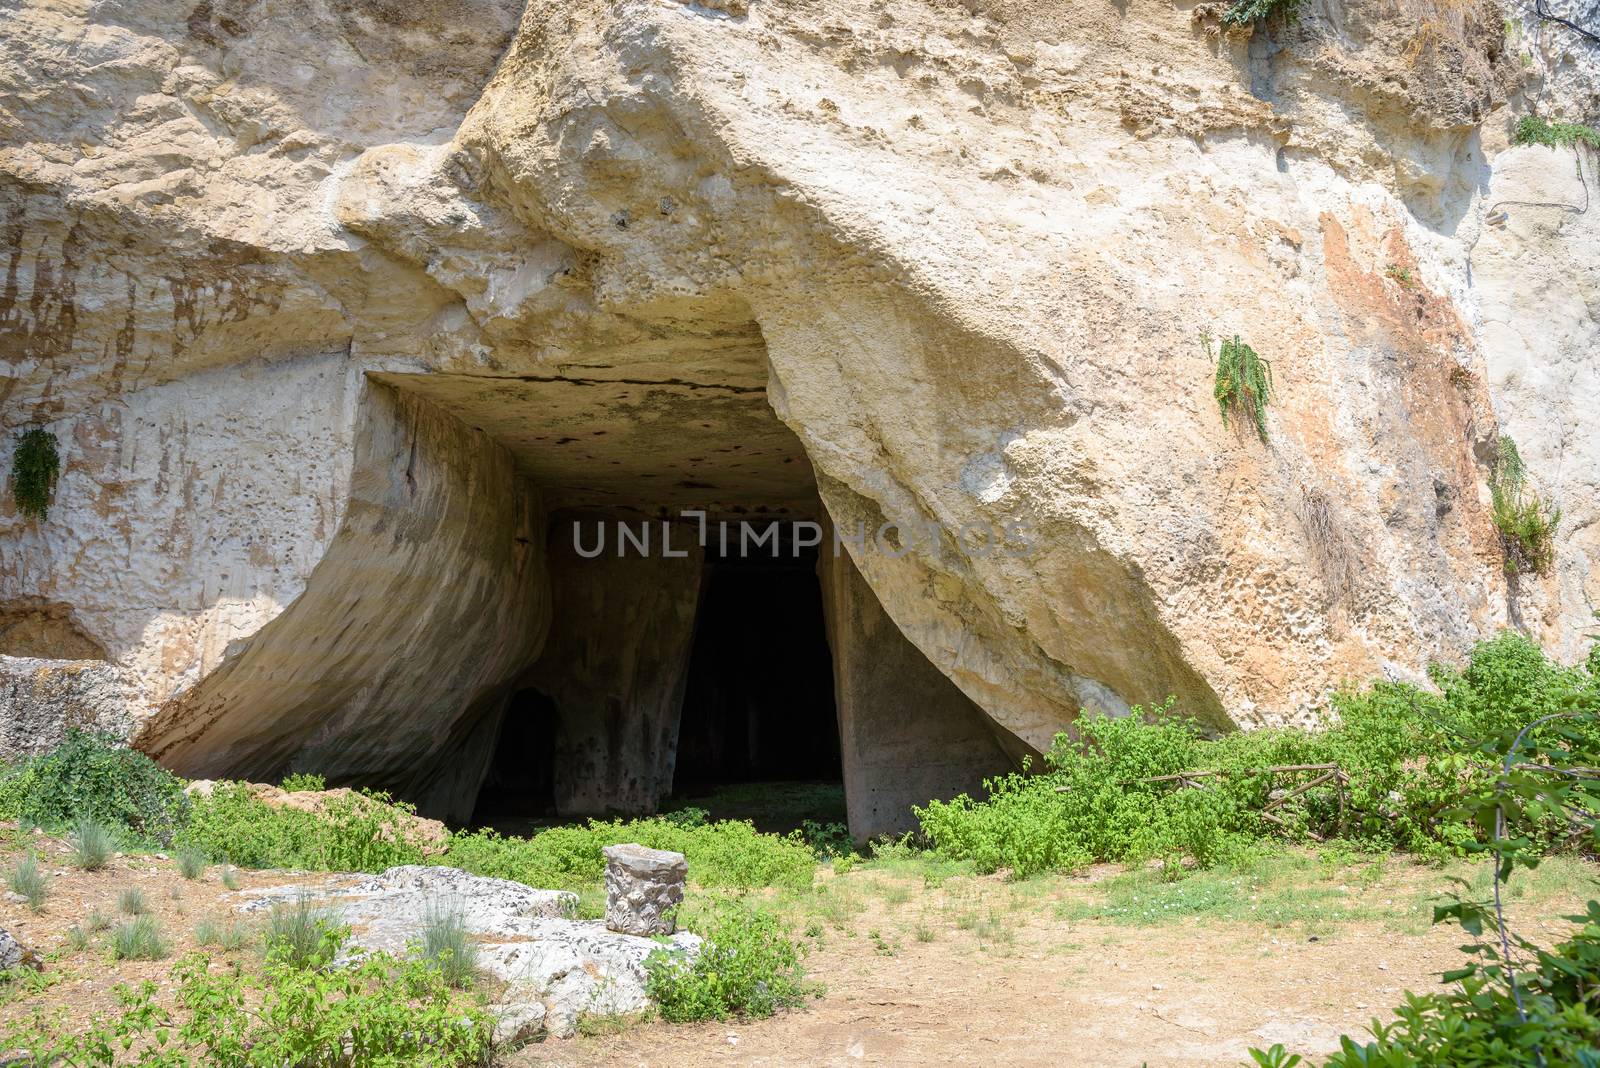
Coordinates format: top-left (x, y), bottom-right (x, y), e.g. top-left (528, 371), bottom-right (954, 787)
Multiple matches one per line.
top-left (801, 819), bottom-right (853, 859)
top-left (7, 854), bottom-right (47, 912)
top-left (645, 900), bottom-right (813, 1022)
top-left (116, 888), bottom-right (146, 916)
top-left (0, 730), bottom-right (188, 844)
top-left (1514, 114), bottom-right (1600, 150)
top-left (418, 901), bottom-right (478, 990)
top-left (9, 427), bottom-right (60, 522)
top-left (65, 926), bottom-right (90, 952)
top-left (180, 784), bottom-right (425, 873)
top-left (110, 917), bottom-right (168, 961)
top-left (1206, 331), bottom-right (1275, 442)
top-left (280, 772), bottom-right (326, 793)
top-left (174, 846), bottom-right (207, 881)
top-left (1489, 436), bottom-right (1559, 575)
top-left (71, 818), bottom-right (115, 871)
top-left (264, 895), bottom-right (344, 970)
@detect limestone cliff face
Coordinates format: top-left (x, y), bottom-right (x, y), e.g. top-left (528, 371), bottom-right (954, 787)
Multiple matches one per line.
top-left (1, 0), bottom-right (1597, 813)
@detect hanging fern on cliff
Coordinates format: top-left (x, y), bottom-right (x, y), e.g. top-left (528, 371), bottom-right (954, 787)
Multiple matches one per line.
top-left (1489, 436), bottom-right (1560, 576)
top-left (1222, 0), bottom-right (1301, 26)
top-left (10, 427), bottom-right (60, 522)
top-left (1206, 332), bottom-right (1275, 443)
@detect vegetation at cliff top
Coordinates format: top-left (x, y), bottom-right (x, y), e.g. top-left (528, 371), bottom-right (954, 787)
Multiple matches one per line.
top-left (1514, 114), bottom-right (1600, 150)
top-left (9, 427), bottom-right (60, 522)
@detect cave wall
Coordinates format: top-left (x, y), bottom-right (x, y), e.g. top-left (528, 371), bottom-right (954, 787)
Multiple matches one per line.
top-left (821, 546), bottom-right (1021, 842)
top-left (524, 517), bottom-right (705, 816)
top-left (132, 381), bottom-right (550, 822)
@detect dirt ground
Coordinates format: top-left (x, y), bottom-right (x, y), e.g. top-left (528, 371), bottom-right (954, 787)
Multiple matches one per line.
top-left (1, 827), bottom-right (1595, 1068)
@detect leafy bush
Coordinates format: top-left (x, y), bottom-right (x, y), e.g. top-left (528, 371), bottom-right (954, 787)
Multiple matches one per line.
top-left (0, 731), bottom-right (189, 844)
top-left (1259, 673), bottom-right (1600, 1066)
top-left (179, 783), bottom-right (426, 873)
top-left (280, 772), bottom-right (326, 793)
top-left (110, 917), bottom-right (169, 961)
top-left (1514, 114), bottom-right (1600, 150)
top-left (645, 900), bottom-right (813, 1021)
top-left (71, 818), bottom-right (115, 871)
top-left (9, 427), bottom-right (60, 521)
top-left (442, 816), bottom-right (816, 893)
top-left (1206, 331), bottom-right (1275, 442)
top-left (1, 939), bottom-right (493, 1067)
top-left (918, 633), bottom-right (1596, 875)
top-left (1489, 437), bottom-right (1559, 575)
top-left (7, 854), bottom-right (47, 912)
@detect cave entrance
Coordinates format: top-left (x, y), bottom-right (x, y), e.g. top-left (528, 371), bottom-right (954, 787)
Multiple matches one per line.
top-left (666, 539), bottom-right (845, 834)
top-left (470, 687), bottom-right (558, 833)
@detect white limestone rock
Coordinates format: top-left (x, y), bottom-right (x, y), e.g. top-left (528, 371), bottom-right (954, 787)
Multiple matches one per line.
top-left (239, 866), bottom-right (698, 1040)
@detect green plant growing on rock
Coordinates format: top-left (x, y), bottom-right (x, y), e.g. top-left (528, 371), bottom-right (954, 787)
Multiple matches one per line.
top-left (418, 901), bottom-right (477, 990)
top-left (1513, 115), bottom-right (1600, 150)
top-left (1222, 0), bottom-right (1300, 26)
top-left (1205, 330), bottom-right (1275, 442)
top-left (280, 772), bottom-right (326, 793)
top-left (1489, 436), bottom-right (1559, 575)
top-left (9, 427), bottom-right (60, 521)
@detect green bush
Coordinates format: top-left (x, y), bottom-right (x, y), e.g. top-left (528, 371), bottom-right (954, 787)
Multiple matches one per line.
top-left (918, 633), bottom-right (1597, 875)
top-left (179, 783), bottom-right (425, 873)
top-left (1, 938), bottom-right (493, 1067)
top-left (0, 731), bottom-right (189, 844)
top-left (442, 816), bottom-right (816, 893)
top-left (644, 900), bottom-right (813, 1022)
top-left (280, 772), bottom-right (326, 793)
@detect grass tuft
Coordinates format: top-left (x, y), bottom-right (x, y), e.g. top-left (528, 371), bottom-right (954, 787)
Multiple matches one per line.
top-left (110, 916), bottom-right (169, 961)
top-left (420, 900), bottom-right (479, 990)
top-left (71, 819), bottom-right (115, 872)
top-left (175, 846), bottom-right (207, 881)
top-left (8, 854), bottom-right (47, 912)
top-left (116, 887), bottom-right (147, 916)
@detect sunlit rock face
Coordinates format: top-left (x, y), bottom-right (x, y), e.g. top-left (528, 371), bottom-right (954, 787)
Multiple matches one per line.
top-left (1, 0), bottom-right (1596, 817)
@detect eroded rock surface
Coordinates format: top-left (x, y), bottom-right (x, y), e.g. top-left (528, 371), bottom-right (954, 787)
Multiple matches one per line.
top-left (2, 0), bottom-right (1597, 803)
